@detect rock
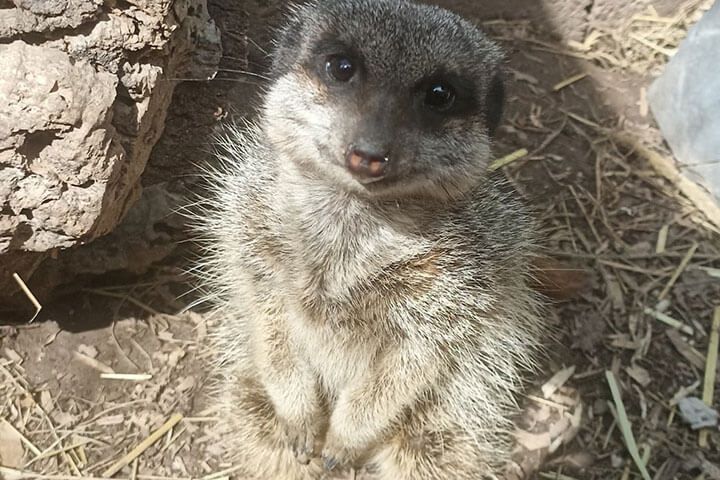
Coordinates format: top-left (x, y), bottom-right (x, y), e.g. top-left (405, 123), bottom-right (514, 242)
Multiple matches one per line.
top-left (16, 184), bottom-right (186, 308)
top-left (0, 0), bottom-right (102, 37)
top-left (648, 2), bottom-right (720, 205)
top-left (0, 0), bottom-right (221, 307)
top-left (0, 42), bottom-right (121, 253)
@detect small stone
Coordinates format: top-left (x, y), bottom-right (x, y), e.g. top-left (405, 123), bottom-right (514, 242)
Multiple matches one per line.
top-left (678, 397), bottom-right (719, 430)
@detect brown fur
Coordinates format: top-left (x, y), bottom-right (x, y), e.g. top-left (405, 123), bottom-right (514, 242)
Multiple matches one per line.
top-left (192, 1), bottom-right (548, 478)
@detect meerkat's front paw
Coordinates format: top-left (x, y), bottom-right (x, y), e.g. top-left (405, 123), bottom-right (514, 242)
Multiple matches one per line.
top-left (320, 430), bottom-right (361, 472)
top-left (279, 417), bottom-right (319, 464)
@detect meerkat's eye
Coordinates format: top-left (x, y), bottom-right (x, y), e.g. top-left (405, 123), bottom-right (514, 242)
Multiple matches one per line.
top-left (424, 83), bottom-right (456, 111)
top-left (325, 55), bottom-right (356, 82)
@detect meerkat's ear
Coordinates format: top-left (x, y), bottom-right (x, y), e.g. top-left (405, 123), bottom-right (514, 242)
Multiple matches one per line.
top-left (486, 73), bottom-right (505, 137)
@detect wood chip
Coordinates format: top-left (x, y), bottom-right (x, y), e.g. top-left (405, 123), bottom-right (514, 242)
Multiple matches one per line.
top-left (3, 348), bottom-right (23, 364)
top-left (666, 329), bottom-right (705, 369)
top-left (0, 420), bottom-right (25, 468)
top-left (625, 365), bottom-right (651, 387)
top-left (515, 430), bottom-right (552, 451)
top-left (541, 366), bottom-right (576, 399)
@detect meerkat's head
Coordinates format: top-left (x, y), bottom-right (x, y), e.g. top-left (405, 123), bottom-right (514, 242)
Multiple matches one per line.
top-left (263, 0), bottom-right (505, 200)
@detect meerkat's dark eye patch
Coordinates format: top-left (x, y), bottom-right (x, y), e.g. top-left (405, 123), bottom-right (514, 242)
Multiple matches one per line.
top-left (425, 83), bottom-right (456, 111)
top-left (416, 73), bottom-right (477, 117)
top-left (310, 37), bottom-right (362, 85)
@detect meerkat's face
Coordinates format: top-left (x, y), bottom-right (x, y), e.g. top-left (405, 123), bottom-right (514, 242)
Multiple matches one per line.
top-left (263, 0), bottom-right (505, 200)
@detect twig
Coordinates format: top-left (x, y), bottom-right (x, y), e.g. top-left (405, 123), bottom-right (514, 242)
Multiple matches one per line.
top-left (700, 307), bottom-right (720, 448)
top-left (658, 242), bottom-right (698, 300)
top-left (644, 307), bottom-right (694, 336)
top-left (101, 414), bottom-right (183, 477)
top-left (100, 373), bottom-right (153, 382)
top-left (73, 352), bottom-right (115, 375)
top-left (614, 132), bottom-right (720, 232)
top-left (656, 224), bottom-right (670, 254)
top-left (553, 72), bottom-right (588, 91)
top-left (36, 402), bottom-right (82, 476)
top-left (24, 440), bottom-right (92, 467)
top-left (12, 273), bottom-right (42, 322)
top-left (628, 33), bottom-right (676, 56)
top-left (488, 149), bottom-right (528, 172)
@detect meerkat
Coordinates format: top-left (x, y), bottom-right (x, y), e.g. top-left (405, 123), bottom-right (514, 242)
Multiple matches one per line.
top-left (194, 1), bottom-right (546, 479)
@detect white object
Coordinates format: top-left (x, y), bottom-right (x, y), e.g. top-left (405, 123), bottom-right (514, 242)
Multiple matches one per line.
top-left (648, 1), bottom-right (720, 202)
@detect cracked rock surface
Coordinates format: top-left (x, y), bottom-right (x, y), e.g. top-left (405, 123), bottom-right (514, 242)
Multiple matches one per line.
top-left (0, 0), bottom-right (221, 305)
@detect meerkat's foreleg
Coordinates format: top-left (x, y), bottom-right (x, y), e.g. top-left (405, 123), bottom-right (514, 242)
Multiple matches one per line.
top-left (321, 342), bottom-right (440, 470)
top-left (255, 309), bottom-right (324, 463)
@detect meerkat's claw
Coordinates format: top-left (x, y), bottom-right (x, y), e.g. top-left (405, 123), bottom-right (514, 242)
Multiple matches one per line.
top-left (306, 457), bottom-right (326, 479)
top-left (281, 419), bottom-right (317, 464)
top-left (321, 441), bottom-right (355, 473)
top-left (321, 454), bottom-right (338, 472)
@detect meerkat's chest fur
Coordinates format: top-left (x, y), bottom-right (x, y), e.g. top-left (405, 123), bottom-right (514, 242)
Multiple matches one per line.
top-left (258, 178), bottom-right (428, 391)
top-left (275, 178), bottom-right (427, 316)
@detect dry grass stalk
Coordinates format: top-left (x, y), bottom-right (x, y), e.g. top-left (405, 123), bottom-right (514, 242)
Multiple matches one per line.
top-left (613, 133), bottom-right (720, 233)
top-left (12, 272), bottom-right (42, 322)
top-left (605, 371), bottom-right (652, 480)
top-left (552, 72), bottom-right (588, 91)
top-left (100, 373), bottom-right (154, 381)
top-left (73, 352), bottom-right (115, 374)
top-left (81, 289), bottom-right (162, 317)
top-left (568, 0), bottom-right (714, 74)
top-left (699, 307), bottom-right (720, 448)
top-left (644, 308), bottom-right (693, 336)
top-left (101, 413), bottom-right (184, 478)
top-left (489, 148), bottom-right (529, 172)
top-left (657, 242), bottom-right (698, 300)
top-left (655, 224), bottom-right (669, 254)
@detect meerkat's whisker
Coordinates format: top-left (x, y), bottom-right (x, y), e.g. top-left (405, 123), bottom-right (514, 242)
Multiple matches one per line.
top-left (185, 1), bottom-right (554, 478)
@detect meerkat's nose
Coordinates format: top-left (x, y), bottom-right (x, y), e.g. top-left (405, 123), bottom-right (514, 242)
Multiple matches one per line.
top-left (345, 147), bottom-right (389, 182)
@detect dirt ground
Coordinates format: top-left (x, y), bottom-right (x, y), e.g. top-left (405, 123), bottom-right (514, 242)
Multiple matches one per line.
top-left (2, 1), bottom-right (720, 479)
